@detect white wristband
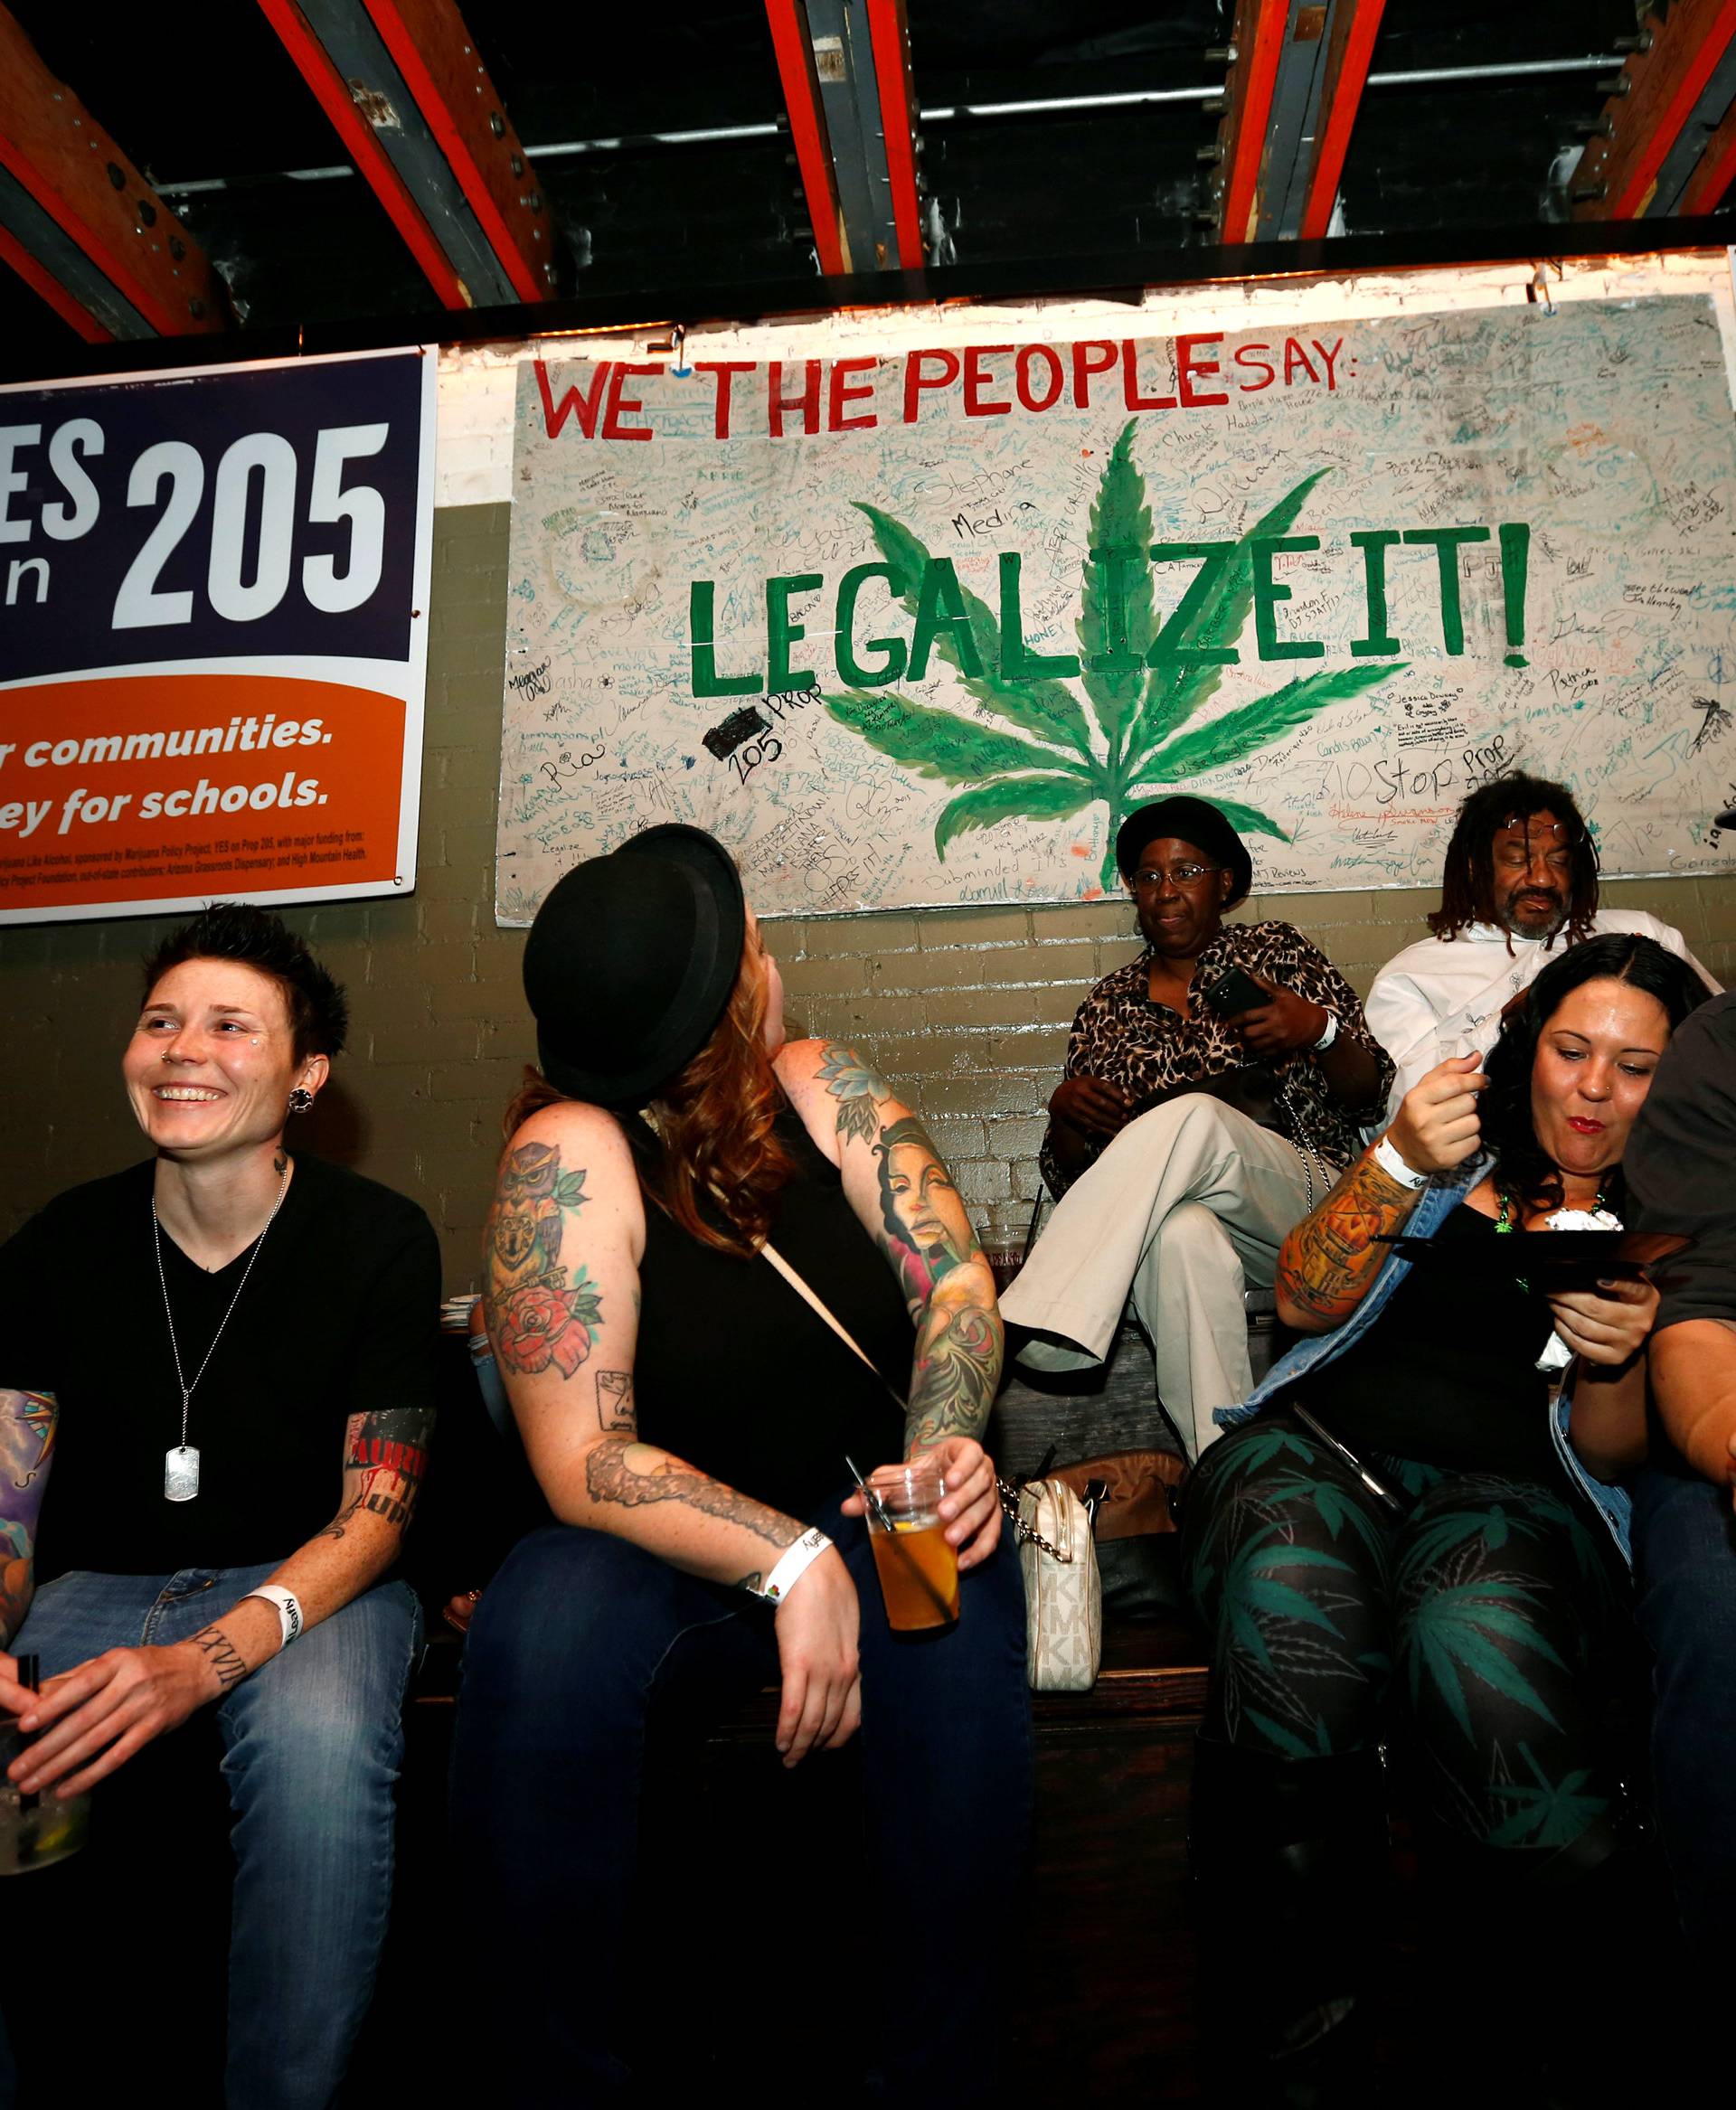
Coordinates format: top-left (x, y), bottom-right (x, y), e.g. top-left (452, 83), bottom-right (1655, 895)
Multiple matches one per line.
top-left (243, 1585), bottom-right (304, 1649)
top-left (1312, 1008), bottom-right (1340, 1050)
top-left (757, 1527), bottom-right (832, 1606)
top-left (1372, 1134), bottom-right (1429, 1191)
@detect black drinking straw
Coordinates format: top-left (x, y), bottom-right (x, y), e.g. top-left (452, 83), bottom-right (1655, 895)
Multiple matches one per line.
top-left (844, 1455), bottom-right (895, 1533)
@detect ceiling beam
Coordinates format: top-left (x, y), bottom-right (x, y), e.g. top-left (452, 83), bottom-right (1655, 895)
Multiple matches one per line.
top-left (13, 214), bottom-right (1736, 388)
top-left (864, 0), bottom-right (924, 268)
top-left (0, 5), bottom-right (227, 340)
top-left (764, 0), bottom-right (923, 275)
top-left (1218, 1), bottom-right (1384, 245)
top-left (258, 0), bottom-right (554, 306)
top-left (1217, 0), bottom-right (1290, 246)
top-left (1570, 0), bottom-right (1736, 219)
top-left (1677, 87), bottom-right (1736, 211)
top-left (1297, 0), bottom-right (1387, 240)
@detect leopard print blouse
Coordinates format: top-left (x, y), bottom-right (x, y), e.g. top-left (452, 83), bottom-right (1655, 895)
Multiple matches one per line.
top-left (1038, 921), bottom-right (1393, 1198)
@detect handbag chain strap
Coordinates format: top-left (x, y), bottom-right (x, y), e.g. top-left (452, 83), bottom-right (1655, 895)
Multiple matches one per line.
top-left (1276, 1074), bottom-right (1336, 1214)
top-left (995, 1474), bottom-right (1077, 1564)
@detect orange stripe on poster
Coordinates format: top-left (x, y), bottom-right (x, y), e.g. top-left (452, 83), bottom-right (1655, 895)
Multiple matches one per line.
top-left (0, 672), bottom-right (406, 913)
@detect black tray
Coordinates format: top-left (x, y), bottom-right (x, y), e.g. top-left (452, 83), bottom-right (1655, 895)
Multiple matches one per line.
top-left (1377, 1228), bottom-right (1687, 1288)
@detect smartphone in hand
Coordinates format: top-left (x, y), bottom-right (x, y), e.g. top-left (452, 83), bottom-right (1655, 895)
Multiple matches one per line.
top-left (1198, 965), bottom-right (1269, 1019)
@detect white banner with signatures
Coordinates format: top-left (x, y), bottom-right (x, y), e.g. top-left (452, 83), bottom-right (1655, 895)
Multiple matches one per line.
top-left (496, 295), bottom-right (1736, 920)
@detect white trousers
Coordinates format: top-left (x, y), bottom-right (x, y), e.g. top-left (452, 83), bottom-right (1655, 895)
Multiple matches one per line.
top-left (1000, 1097), bottom-right (1317, 1462)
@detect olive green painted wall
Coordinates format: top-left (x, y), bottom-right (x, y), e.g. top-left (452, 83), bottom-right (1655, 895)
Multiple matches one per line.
top-left (5, 502), bottom-right (1731, 1286)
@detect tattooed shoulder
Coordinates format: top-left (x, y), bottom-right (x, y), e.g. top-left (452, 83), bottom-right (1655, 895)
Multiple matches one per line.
top-left (485, 1133), bottom-right (606, 1383)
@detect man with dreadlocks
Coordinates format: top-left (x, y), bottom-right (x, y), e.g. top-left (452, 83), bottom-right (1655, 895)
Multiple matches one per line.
top-left (1364, 771), bottom-right (1715, 1125)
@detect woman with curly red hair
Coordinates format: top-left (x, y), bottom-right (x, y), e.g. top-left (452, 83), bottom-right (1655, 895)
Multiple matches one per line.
top-left (449, 824), bottom-right (1031, 2105)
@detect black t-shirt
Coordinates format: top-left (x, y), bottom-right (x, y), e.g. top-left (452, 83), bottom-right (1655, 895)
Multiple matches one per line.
top-left (1627, 990), bottom-right (1736, 1332)
top-left (1287, 1206), bottom-right (1560, 1475)
top-left (633, 1109), bottom-right (911, 1522)
top-left (1, 1154), bottom-right (441, 1579)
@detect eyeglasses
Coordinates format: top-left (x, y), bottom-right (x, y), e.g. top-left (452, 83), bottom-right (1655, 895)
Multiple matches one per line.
top-left (1130, 862), bottom-right (1220, 891)
top-left (1492, 815), bottom-right (1580, 874)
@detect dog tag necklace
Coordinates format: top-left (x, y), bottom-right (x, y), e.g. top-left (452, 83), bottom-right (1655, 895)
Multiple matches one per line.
top-left (152, 1162), bottom-right (289, 1502)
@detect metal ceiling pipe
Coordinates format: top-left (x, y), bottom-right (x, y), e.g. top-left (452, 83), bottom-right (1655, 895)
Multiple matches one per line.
top-left (153, 52), bottom-right (1630, 195)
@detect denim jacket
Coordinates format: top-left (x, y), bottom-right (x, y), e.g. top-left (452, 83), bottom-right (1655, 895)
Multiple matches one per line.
top-left (1214, 1158), bottom-right (1633, 1563)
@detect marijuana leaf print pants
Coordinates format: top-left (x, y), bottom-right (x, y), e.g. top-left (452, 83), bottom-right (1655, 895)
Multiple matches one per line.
top-left (1182, 1411), bottom-right (1628, 1851)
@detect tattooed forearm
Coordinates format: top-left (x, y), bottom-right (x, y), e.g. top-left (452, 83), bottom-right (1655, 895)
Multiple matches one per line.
top-left (192, 1624), bottom-right (250, 1688)
top-left (0, 1390), bottom-right (55, 1647)
top-left (318, 1487), bottom-right (366, 1541)
top-left (484, 1139), bottom-right (603, 1380)
top-left (332, 1404), bottom-right (435, 1537)
top-left (1275, 1149), bottom-right (1428, 1332)
top-left (584, 1436), bottom-right (802, 1553)
top-left (905, 1292), bottom-right (1003, 1455)
top-left (816, 1047), bottom-right (1000, 1438)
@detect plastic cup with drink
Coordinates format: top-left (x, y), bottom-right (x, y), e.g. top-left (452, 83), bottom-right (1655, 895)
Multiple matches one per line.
top-left (857, 1458), bottom-right (960, 1633)
top-left (0, 1654), bottom-right (90, 1877)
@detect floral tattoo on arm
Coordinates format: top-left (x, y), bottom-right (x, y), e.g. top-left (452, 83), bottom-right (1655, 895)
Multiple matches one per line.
top-left (485, 1140), bottom-right (604, 1380)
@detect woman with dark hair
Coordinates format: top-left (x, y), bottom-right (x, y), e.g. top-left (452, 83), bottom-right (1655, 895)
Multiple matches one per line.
top-left (449, 824), bottom-right (1029, 2105)
top-left (0, 901), bottom-right (439, 2106)
top-left (1001, 794), bottom-right (1392, 1457)
top-left (1182, 932), bottom-right (1711, 2081)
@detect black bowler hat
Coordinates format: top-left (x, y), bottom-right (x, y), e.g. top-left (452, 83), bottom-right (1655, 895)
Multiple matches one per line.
top-left (522, 824), bottom-right (746, 1107)
top-left (1115, 796), bottom-right (1254, 907)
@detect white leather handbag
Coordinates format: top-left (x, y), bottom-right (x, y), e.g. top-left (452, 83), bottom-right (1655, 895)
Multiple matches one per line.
top-left (1006, 1474), bottom-right (1103, 1692)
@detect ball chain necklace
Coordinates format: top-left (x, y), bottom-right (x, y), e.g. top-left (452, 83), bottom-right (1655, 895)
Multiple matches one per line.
top-left (152, 1158), bottom-right (290, 1502)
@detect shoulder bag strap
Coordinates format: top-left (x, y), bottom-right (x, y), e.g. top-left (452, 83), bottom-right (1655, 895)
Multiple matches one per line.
top-left (757, 1237), bottom-right (909, 1414)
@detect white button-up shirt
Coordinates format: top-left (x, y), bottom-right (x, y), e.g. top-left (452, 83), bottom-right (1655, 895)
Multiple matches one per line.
top-left (1363, 909), bottom-right (1719, 1127)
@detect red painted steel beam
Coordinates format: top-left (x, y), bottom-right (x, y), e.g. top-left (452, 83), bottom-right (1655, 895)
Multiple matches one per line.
top-left (1571, 0), bottom-right (1736, 219)
top-left (1298, 0), bottom-right (1386, 241)
top-left (0, 220), bottom-right (110, 342)
top-left (864, 0), bottom-right (923, 268)
top-left (360, 0), bottom-right (552, 301)
top-left (0, 4), bottom-right (226, 337)
top-left (764, 0), bottom-right (848, 276)
top-left (1218, 0), bottom-right (1289, 245)
top-left (1679, 91), bottom-right (1736, 210)
top-left (257, 0), bottom-right (474, 307)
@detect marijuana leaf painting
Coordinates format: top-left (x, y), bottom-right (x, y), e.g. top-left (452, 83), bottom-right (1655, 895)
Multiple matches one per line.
top-left (822, 425), bottom-right (1407, 889)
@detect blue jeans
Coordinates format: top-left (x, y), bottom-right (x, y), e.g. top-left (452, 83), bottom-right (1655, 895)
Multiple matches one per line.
top-left (449, 1490), bottom-right (1033, 2105)
top-left (1631, 1459), bottom-right (1736, 1951)
top-left (11, 1563), bottom-right (421, 2109)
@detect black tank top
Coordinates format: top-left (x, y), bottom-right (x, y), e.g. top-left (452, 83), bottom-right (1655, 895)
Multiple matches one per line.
top-left (632, 1107), bottom-right (913, 1521)
top-left (1290, 1205), bottom-right (1560, 1475)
